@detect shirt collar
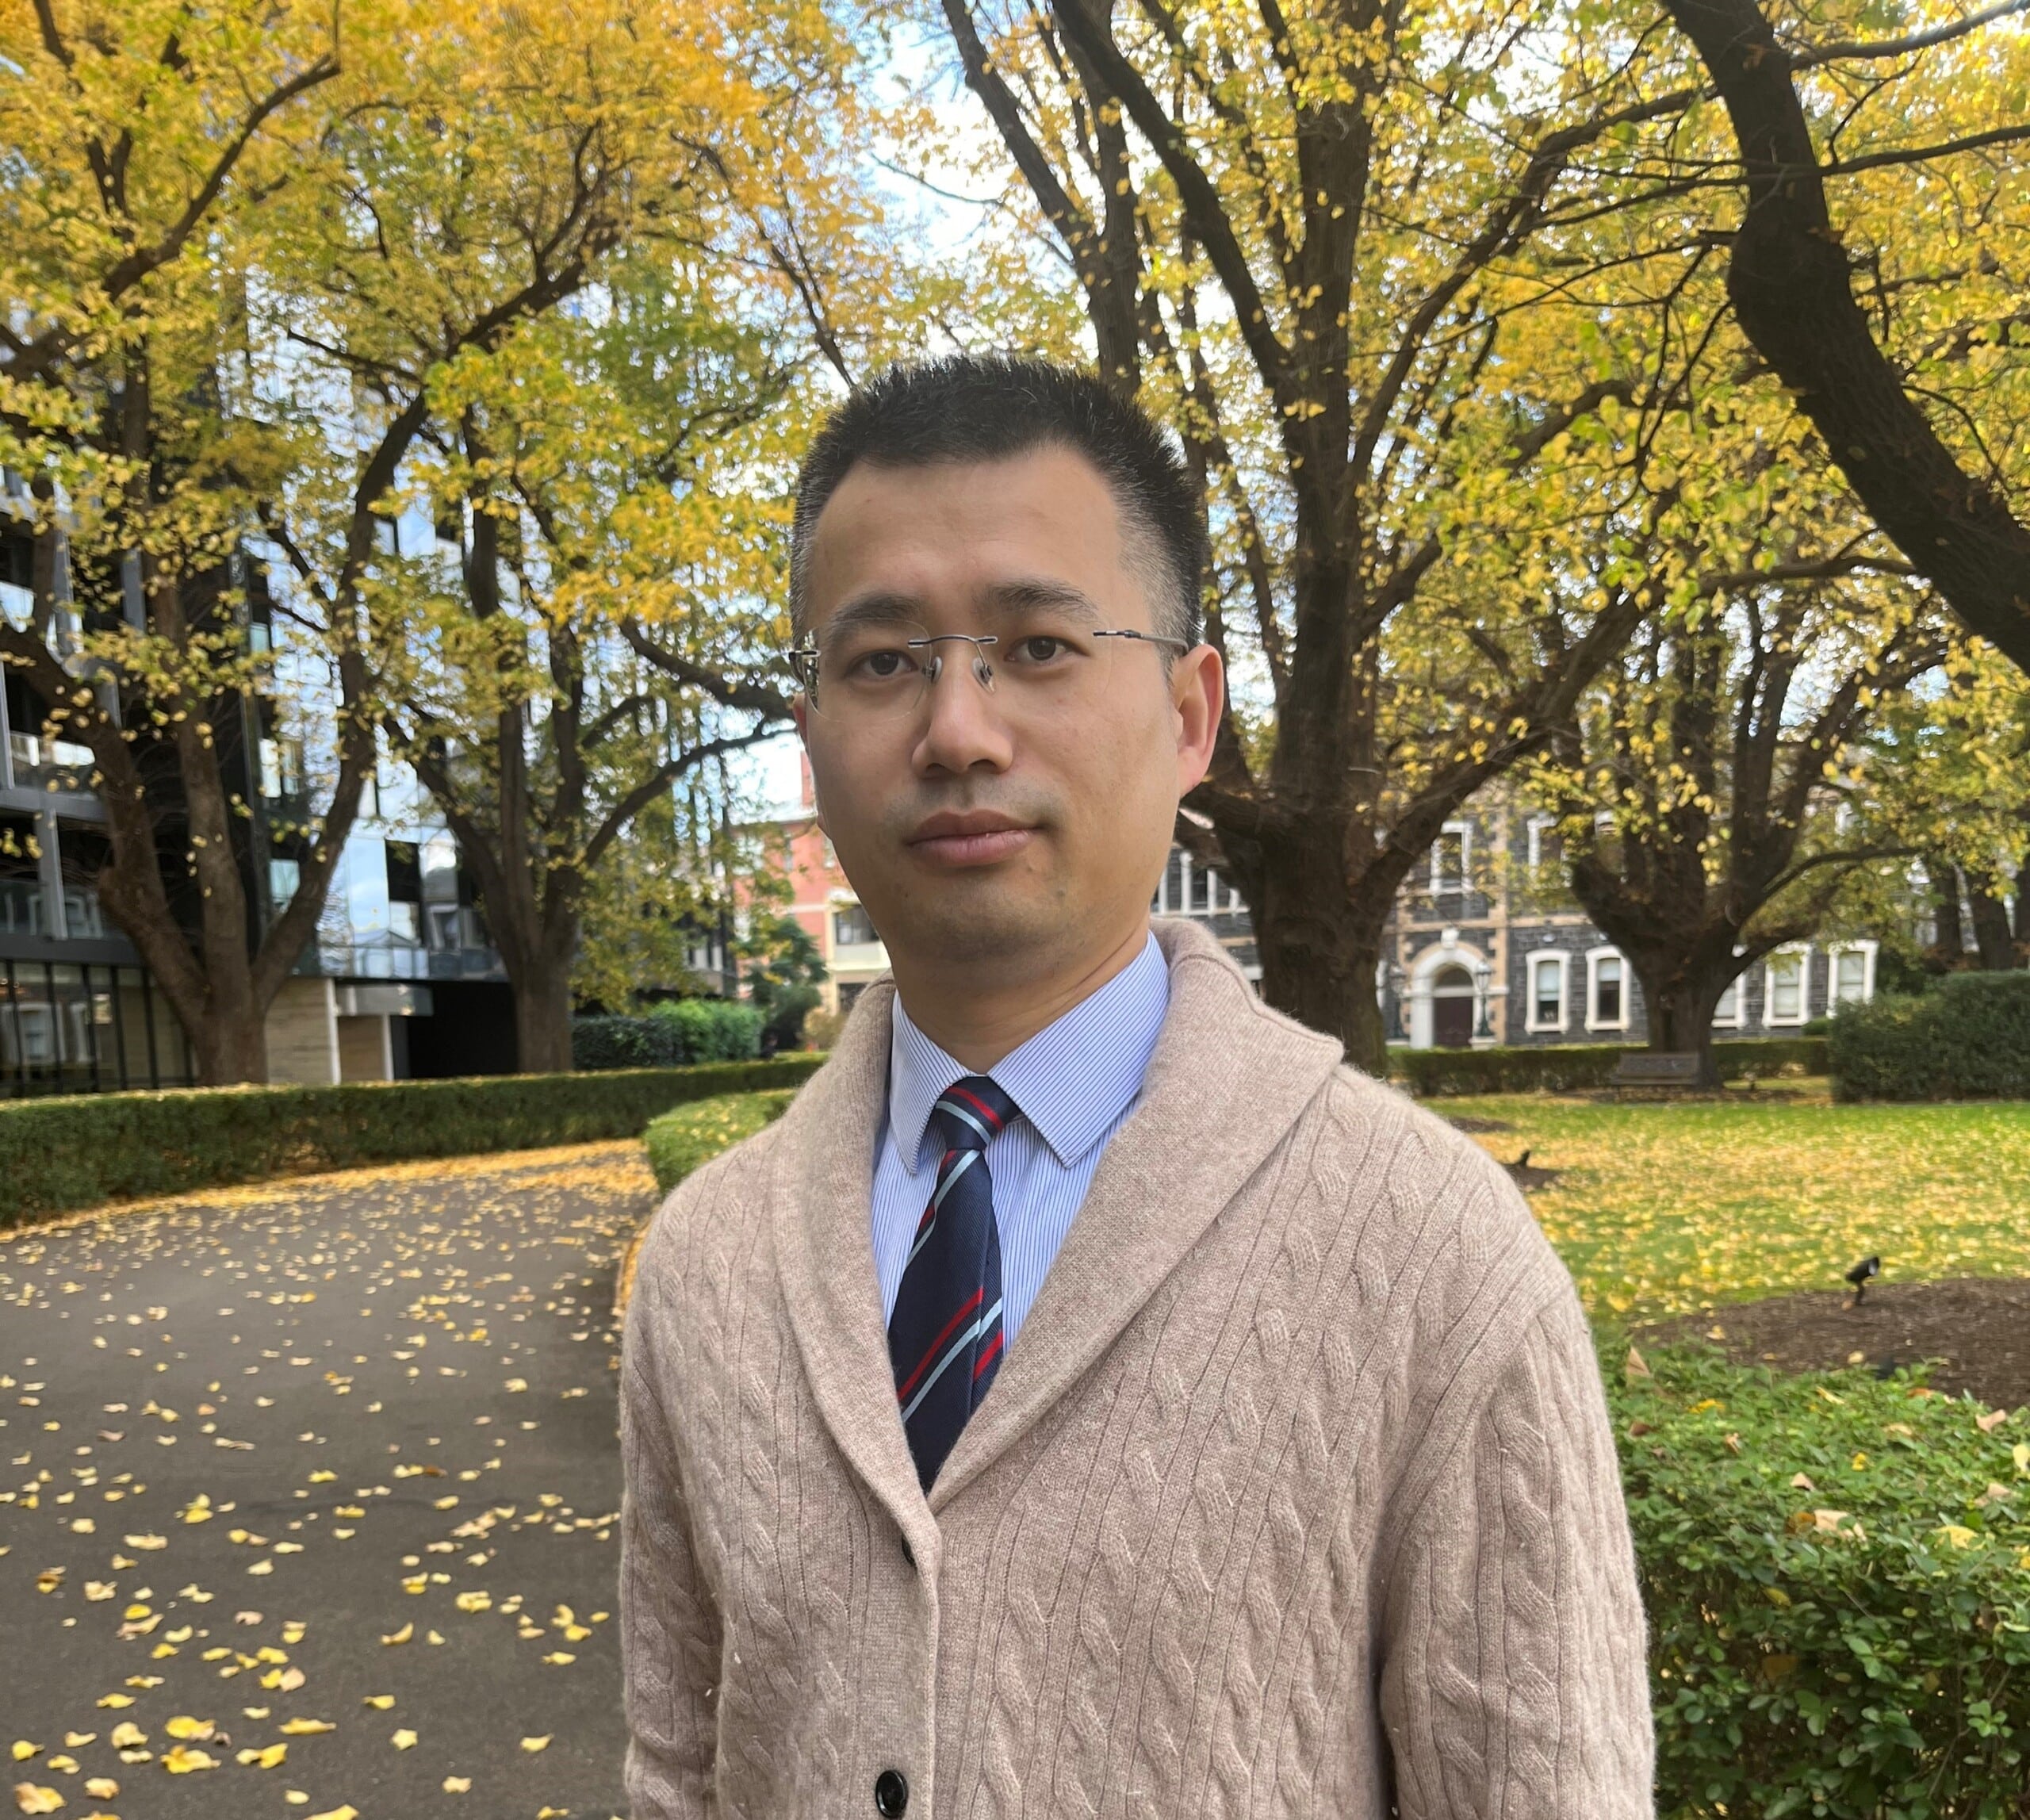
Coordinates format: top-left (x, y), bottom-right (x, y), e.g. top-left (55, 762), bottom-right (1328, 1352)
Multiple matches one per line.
top-left (887, 931), bottom-right (1170, 1175)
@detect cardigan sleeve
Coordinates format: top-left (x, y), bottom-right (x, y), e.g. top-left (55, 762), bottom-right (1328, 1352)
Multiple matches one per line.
top-left (1377, 1283), bottom-right (1655, 1818)
top-left (619, 1258), bottom-right (723, 1820)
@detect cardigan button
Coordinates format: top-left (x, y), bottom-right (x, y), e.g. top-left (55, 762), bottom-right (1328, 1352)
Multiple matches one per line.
top-left (875, 1768), bottom-right (909, 1816)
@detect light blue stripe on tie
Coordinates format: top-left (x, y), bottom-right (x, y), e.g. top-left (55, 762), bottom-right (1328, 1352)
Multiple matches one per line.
top-left (899, 1298), bottom-right (1003, 1423)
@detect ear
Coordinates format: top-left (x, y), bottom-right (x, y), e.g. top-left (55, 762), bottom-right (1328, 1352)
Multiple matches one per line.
top-left (793, 696), bottom-right (827, 830)
top-left (1172, 642), bottom-right (1224, 795)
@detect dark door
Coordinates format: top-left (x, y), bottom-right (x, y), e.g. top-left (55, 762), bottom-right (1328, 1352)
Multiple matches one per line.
top-left (1432, 967), bottom-right (1475, 1047)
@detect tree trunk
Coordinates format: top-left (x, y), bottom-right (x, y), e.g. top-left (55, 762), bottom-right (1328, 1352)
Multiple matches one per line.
top-left (1622, 948), bottom-right (1732, 1088)
top-left (1968, 876), bottom-right (2019, 971)
top-left (511, 963), bottom-right (574, 1075)
top-left (1248, 837), bottom-right (1388, 1076)
top-left (1930, 860), bottom-right (1966, 966)
top-left (186, 994), bottom-right (270, 1086)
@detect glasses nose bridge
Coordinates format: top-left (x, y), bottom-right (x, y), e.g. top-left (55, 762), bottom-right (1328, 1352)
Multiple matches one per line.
top-left (915, 630), bottom-right (998, 704)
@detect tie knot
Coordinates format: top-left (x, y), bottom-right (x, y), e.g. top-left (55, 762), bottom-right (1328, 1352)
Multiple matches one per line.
top-left (931, 1075), bottom-right (1017, 1155)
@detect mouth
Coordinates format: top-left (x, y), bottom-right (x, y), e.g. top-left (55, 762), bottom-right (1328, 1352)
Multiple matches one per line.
top-left (905, 810), bottom-right (1039, 868)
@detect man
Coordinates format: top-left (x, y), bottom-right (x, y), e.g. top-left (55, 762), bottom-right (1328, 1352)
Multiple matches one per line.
top-left (619, 358), bottom-right (1653, 1818)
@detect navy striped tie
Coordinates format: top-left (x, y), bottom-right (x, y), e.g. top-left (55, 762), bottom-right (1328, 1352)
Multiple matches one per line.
top-left (888, 1075), bottom-right (1016, 1491)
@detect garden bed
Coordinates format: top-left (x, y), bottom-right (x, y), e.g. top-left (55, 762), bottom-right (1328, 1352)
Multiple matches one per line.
top-left (1641, 1277), bottom-right (2030, 1412)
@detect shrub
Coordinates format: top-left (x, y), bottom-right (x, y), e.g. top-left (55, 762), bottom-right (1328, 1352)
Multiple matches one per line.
top-left (643, 1089), bottom-right (796, 1194)
top-left (1614, 1345), bottom-right (2030, 1817)
top-left (646, 995), bottom-right (764, 1063)
top-left (573, 998), bottom-right (764, 1070)
top-left (572, 1014), bottom-right (684, 1071)
top-left (0, 1056), bottom-right (824, 1231)
top-left (1390, 1036), bottom-right (1828, 1097)
top-left (1831, 971), bottom-right (2030, 1102)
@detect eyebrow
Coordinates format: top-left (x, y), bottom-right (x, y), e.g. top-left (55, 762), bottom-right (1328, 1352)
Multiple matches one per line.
top-left (816, 577), bottom-right (1109, 635)
top-left (980, 577), bottom-right (1105, 623)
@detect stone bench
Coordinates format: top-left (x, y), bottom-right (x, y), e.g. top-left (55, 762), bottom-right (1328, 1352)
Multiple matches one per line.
top-left (1610, 1052), bottom-right (1703, 1090)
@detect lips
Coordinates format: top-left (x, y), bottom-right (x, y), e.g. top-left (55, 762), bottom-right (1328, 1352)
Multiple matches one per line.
top-left (906, 810), bottom-right (1037, 868)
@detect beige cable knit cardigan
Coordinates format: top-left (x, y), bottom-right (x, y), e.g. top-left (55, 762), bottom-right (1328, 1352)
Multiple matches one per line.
top-left (619, 919), bottom-right (1653, 1818)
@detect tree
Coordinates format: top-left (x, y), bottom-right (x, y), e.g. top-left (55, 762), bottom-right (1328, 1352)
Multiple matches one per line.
top-left (740, 914), bottom-right (827, 1053)
top-left (1536, 566), bottom-right (1949, 1082)
top-left (369, 249), bottom-right (812, 1071)
top-left (1658, 0), bottom-right (2030, 673)
top-left (0, 0), bottom-right (756, 1080)
top-left (0, 0), bottom-right (354, 1083)
top-left (929, 0), bottom-right (1744, 1068)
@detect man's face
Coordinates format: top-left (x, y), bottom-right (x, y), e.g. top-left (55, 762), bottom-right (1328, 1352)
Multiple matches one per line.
top-left (796, 444), bottom-right (1220, 982)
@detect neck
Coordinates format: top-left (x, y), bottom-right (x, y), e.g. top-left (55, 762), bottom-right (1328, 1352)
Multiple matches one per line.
top-left (891, 915), bottom-right (1153, 1072)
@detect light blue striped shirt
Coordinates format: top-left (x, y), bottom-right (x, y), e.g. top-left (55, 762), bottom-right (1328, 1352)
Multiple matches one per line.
top-left (873, 933), bottom-right (1170, 1349)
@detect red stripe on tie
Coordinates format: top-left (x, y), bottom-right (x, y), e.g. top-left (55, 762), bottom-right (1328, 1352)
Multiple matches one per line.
top-left (896, 1288), bottom-right (985, 1402)
top-left (972, 1330), bottom-right (1004, 1381)
top-left (944, 1084), bottom-right (1005, 1130)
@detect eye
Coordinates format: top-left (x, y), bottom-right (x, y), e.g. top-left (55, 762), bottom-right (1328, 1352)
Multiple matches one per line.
top-left (1013, 635), bottom-right (1069, 664)
top-left (848, 646), bottom-right (917, 681)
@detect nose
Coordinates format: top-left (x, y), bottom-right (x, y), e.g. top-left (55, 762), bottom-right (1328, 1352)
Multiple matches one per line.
top-left (912, 641), bottom-right (1015, 777)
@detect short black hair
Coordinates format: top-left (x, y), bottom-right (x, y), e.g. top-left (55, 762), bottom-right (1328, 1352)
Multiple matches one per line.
top-left (790, 355), bottom-right (1206, 646)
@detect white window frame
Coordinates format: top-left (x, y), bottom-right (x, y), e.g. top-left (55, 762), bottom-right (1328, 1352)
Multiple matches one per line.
top-left (1763, 944), bottom-right (1813, 1027)
top-left (1711, 945), bottom-right (1748, 1029)
top-left (1585, 944), bottom-right (1630, 1033)
top-left (1431, 821), bottom-right (1471, 894)
top-left (1525, 814), bottom-right (1557, 873)
top-left (1827, 938), bottom-right (1878, 1009)
top-left (1523, 948), bottom-right (1568, 1033)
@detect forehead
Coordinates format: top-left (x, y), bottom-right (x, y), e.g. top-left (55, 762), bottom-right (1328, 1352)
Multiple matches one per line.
top-left (802, 444), bottom-right (1147, 626)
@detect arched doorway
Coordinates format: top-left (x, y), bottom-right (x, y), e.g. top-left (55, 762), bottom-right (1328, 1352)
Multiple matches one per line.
top-left (1431, 965), bottom-right (1476, 1048)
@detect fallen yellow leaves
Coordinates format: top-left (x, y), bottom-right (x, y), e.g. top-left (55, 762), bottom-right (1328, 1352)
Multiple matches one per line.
top-left (163, 1742), bottom-right (220, 1772)
top-left (443, 1775), bottom-right (473, 1792)
top-left (163, 1717), bottom-right (214, 1741)
top-left (237, 1743), bottom-right (289, 1769)
top-left (277, 1720), bottom-right (335, 1737)
top-left (519, 1734), bottom-right (551, 1752)
top-left (13, 1786), bottom-right (63, 1815)
top-left (307, 1807), bottom-right (358, 1820)
top-left (380, 1623), bottom-right (412, 1646)
top-left (392, 1728), bottom-right (418, 1749)
top-left (82, 1783), bottom-right (115, 1801)
top-left (106, 1727), bottom-right (144, 1753)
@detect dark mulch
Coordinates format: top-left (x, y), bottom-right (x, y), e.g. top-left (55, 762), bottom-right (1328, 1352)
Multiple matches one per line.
top-left (1639, 1277), bottom-right (2030, 1411)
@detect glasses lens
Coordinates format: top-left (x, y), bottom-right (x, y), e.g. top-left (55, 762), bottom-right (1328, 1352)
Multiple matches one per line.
top-left (808, 619), bottom-right (931, 722)
top-left (993, 608), bottom-right (1115, 712)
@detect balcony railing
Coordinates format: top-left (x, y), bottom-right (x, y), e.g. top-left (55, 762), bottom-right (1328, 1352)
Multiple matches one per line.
top-left (0, 879), bottom-right (109, 941)
top-left (10, 730), bottom-right (94, 789)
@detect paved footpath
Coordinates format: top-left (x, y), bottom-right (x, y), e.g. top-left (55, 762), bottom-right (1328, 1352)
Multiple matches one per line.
top-left (2, 1142), bottom-right (659, 1820)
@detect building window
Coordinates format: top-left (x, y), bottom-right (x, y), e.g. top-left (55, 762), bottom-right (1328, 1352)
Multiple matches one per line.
top-left (1829, 941), bottom-right (1876, 1007)
top-left (1525, 815), bottom-right (1561, 874)
top-left (833, 902), bottom-right (878, 948)
top-left (1712, 976), bottom-right (1741, 1028)
top-left (1586, 947), bottom-right (1628, 1031)
top-left (1764, 947), bottom-right (1810, 1025)
top-left (1524, 949), bottom-right (1567, 1033)
top-left (1432, 823), bottom-right (1469, 895)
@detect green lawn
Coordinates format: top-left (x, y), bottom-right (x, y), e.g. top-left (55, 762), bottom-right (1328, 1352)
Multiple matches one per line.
top-left (1448, 1089), bottom-right (2030, 1325)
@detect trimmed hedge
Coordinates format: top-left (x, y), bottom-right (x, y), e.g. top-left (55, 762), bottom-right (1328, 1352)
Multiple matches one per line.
top-left (1617, 1344), bottom-right (2030, 1817)
top-left (0, 1056), bottom-right (824, 1230)
top-left (573, 997), bottom-right (764, 1071)
top-left (1391, 1036), bottom-right (1829, 1097)
top-left (643, 1089), bottom-right (796, 1194)
top-left (1830, 971), bottom-right (2030, 1102)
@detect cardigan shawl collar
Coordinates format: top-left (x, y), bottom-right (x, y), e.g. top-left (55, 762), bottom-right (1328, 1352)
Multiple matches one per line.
top-left (768, 918), bottom-right (1344, 1545)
